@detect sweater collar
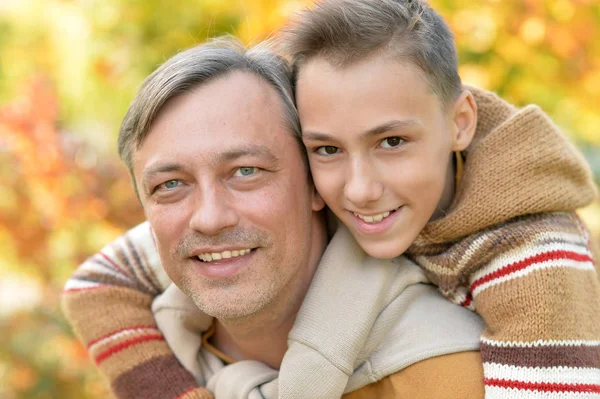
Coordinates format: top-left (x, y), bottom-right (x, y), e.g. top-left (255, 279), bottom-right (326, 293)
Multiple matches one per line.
top-left (414, 86), bottom-right (597, 244)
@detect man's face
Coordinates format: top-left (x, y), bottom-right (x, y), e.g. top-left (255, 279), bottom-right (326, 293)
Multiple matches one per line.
top-left (133, 71), bottom-right (323, 320)
top-left (297, 55), bottom-right (463, 259)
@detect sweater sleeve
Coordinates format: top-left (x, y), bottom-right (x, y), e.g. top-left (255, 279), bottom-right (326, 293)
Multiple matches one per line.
top-left (413, 212), bottom-right (600, 398)
top-left (61, 222), bottom-right (213, 399)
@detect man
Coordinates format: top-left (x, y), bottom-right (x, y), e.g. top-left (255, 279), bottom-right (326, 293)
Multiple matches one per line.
top-left (63, 39), bottom-right (486, 398)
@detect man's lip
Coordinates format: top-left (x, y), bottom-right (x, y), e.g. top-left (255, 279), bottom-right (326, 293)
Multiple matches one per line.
top-left (191, 249), bottom-right (255, 279)
top-left (189, 246), bottom-right (257, 257)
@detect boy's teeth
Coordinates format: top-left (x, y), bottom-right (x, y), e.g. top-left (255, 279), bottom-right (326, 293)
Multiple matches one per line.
top-left (354, 210), bottom-right (392, 224)
top-left (198, 248), bottom-right (252, 262)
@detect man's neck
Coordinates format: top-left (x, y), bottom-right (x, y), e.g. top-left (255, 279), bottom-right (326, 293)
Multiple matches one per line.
top-left (211, 293), bottom-right (300, 369)
top-left (211, 211), bottom-right (328, 369)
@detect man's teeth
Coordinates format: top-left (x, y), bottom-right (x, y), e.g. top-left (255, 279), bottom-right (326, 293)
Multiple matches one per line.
top-left (353, 211), bottom-right (391, 223)
top-left (198, 249), bottom-right (252, 262)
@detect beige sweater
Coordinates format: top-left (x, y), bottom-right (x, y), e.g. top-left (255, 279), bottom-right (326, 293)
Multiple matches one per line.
top-left (152, 224), bottom-right (485, 398)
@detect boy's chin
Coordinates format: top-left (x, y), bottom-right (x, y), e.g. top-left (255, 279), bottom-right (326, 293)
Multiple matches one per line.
top-left (355, 235), bottom-right (411, 260)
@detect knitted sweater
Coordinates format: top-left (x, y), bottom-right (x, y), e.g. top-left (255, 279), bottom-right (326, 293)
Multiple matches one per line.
top-left (62, 220), bottom-right (485, 399)
top-left (150, 224), bottom-right (484, 398)
top-left (62, 87), bottom-right (599, 398)
top-left (405, 87), bottom-right (600, 397)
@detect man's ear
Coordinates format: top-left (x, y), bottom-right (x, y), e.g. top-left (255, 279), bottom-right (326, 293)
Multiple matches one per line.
top-left (312, 186), bottom-right (325, 211)
top-left (451, 89), bottom-right (477, 152)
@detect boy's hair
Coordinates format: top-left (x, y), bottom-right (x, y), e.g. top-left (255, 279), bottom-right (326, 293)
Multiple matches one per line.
top-left (118, 36), bottom-right (302, 183)
top-left (282, 0), bottom-right (462, 107)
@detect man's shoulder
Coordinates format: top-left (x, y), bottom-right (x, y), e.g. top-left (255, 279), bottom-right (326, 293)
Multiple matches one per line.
top-left (342, 351), bottom-right (484, 399)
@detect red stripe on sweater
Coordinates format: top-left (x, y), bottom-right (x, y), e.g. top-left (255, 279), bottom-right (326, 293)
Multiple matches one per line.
top-left (486, 378), bottom-right (600, 394)
top-left (63, 286), bottom-right (106, 294)
top-left (95, 334), bottom-right (165, 364)
top-left (460, 293), bottom-right (473, 307)
top-left (99, 251), bottom-right (130, 277)
top-left (88, 325), bottom-right (160, 347)
top-left (471, 250), bottom-right (593, 291)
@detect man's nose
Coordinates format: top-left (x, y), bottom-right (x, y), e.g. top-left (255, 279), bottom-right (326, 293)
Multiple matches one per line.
top-left (188, 186), bottom-right (239, 236)
top-left (343, 159), bottom-right (384, 208)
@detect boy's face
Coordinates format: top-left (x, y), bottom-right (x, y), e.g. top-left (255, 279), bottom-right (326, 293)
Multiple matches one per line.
top-left (297, 54), bottom-right (475, 258)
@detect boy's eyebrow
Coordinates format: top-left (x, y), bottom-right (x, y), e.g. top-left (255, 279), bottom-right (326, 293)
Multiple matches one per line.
top-left (303, 119), bottom-right (422, 142)
top-left (360, 119), bottom-right (422, 140)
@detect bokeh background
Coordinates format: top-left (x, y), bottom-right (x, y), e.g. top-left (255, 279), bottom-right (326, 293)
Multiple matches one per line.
top-left (1, 0), bottom-right (599, 397)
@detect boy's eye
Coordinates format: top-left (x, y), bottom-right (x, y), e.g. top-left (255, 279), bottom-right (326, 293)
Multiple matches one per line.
top-left (316, 146), bottom-right (340, 156)
top-left (380, 137), bottom-right (403, 149)
top-left (234, 167), bottom-right (257, 177)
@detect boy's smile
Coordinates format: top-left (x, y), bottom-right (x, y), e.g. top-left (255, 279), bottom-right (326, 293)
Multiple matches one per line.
top-left (297, 53), bottom-right (477, 259)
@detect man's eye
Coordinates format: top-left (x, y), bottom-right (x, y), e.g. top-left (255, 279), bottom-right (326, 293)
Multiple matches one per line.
top-left (316, 146), bottom-right (340, 156)
top-left (380, 137), bottom-right (403, 149)
top-left (234, 167), bottom-right (257, 177)
top-left (161, 180), bottom-right (180, 190)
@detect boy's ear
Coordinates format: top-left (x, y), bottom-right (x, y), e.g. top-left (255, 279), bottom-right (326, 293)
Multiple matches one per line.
top-left (312, 186), bottom-right (325, 211)
top-left (451, 89), bottom-right (477, 152)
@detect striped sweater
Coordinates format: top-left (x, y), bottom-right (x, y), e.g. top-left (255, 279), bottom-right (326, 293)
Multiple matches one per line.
top-left (62, 86), bottom-right (600, 398)
top-left (62, 222), bottom-right (212, 399)
top-left (403, 87), bottom-right (600, 398)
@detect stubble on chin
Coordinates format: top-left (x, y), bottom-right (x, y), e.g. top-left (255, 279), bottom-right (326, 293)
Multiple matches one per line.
top-left (179, 264), bottom-right (281, 323)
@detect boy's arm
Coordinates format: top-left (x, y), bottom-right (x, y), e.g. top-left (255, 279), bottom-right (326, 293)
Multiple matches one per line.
top-left (417, 212), bottom-right (600, 398)
top-left (62, 222), bottom-right (213, 399)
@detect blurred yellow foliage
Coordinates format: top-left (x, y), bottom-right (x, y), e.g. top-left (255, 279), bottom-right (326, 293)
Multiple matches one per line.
top-left (0, 0), bottom-right (598, 398)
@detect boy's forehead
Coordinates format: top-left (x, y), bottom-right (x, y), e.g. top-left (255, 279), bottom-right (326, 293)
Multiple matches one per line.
top-left (296, 53), bottom-right (446, 112)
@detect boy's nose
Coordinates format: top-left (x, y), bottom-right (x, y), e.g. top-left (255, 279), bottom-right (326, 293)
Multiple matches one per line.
top-left (344, 160), bottom-right (384, 208)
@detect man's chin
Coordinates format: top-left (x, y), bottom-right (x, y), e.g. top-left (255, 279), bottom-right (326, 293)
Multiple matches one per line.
top-left (186, 287), bottom-right (271, 322)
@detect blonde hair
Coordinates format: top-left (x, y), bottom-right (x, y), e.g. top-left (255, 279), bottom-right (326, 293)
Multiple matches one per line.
top-left (282, 0), bottom-right (462, 107)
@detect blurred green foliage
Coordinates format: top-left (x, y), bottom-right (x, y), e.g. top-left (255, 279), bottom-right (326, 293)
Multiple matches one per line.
top-left (0, 0), bottom-right (598, 398)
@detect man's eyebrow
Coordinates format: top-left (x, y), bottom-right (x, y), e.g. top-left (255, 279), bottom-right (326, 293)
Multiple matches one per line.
top-left (216, 144), bottom-right (279, 164)
top-left (303, 119), bottom-right (422, 142)
top-left (140, 145), bottom-right (279, 191)
top-left (142, 163), bottom-right (185, 190)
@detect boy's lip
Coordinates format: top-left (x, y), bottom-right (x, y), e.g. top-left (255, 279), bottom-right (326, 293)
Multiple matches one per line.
top-left (349, 206), bottom-right (403, 235)
top-left (348, 206), bottom-right (401, 220)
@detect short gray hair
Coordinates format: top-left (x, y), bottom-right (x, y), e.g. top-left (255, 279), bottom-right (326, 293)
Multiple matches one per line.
top-left (118, 36), bottom-right (301, 177)
top-left (282, 0), bottom-right (462, 107)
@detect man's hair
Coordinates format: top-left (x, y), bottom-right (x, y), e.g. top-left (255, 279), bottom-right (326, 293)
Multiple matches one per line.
top-left (118, 37), bottom-right (301, 180)
top-left (282, 0), bottom-right (462, 107)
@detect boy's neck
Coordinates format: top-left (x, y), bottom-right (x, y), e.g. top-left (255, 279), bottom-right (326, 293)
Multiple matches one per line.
top-left (431, 154), bottom-right (457, 221)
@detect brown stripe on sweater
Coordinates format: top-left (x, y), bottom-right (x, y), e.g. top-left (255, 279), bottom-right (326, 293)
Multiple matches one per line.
top-left (139, 249), bottom-right (164, 292)
top-left (411, 212), bottom-right (581, 256)
top-left (63, 287), bottom-right (155, 346)
top-left (113, 355), bottom-right (210, 399)
top-left (124, 235), bottom-right (162, 293)
top-left (475, 267), bottom-right (600, 341)
top-left (480, 342), bottom-right (600, 368)
top-left (409, 213), bottom-right (584, 281)
top-left (71, 268), bottom-right (142, 292)
top-left (111, 237), bottom-right (156, 295)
